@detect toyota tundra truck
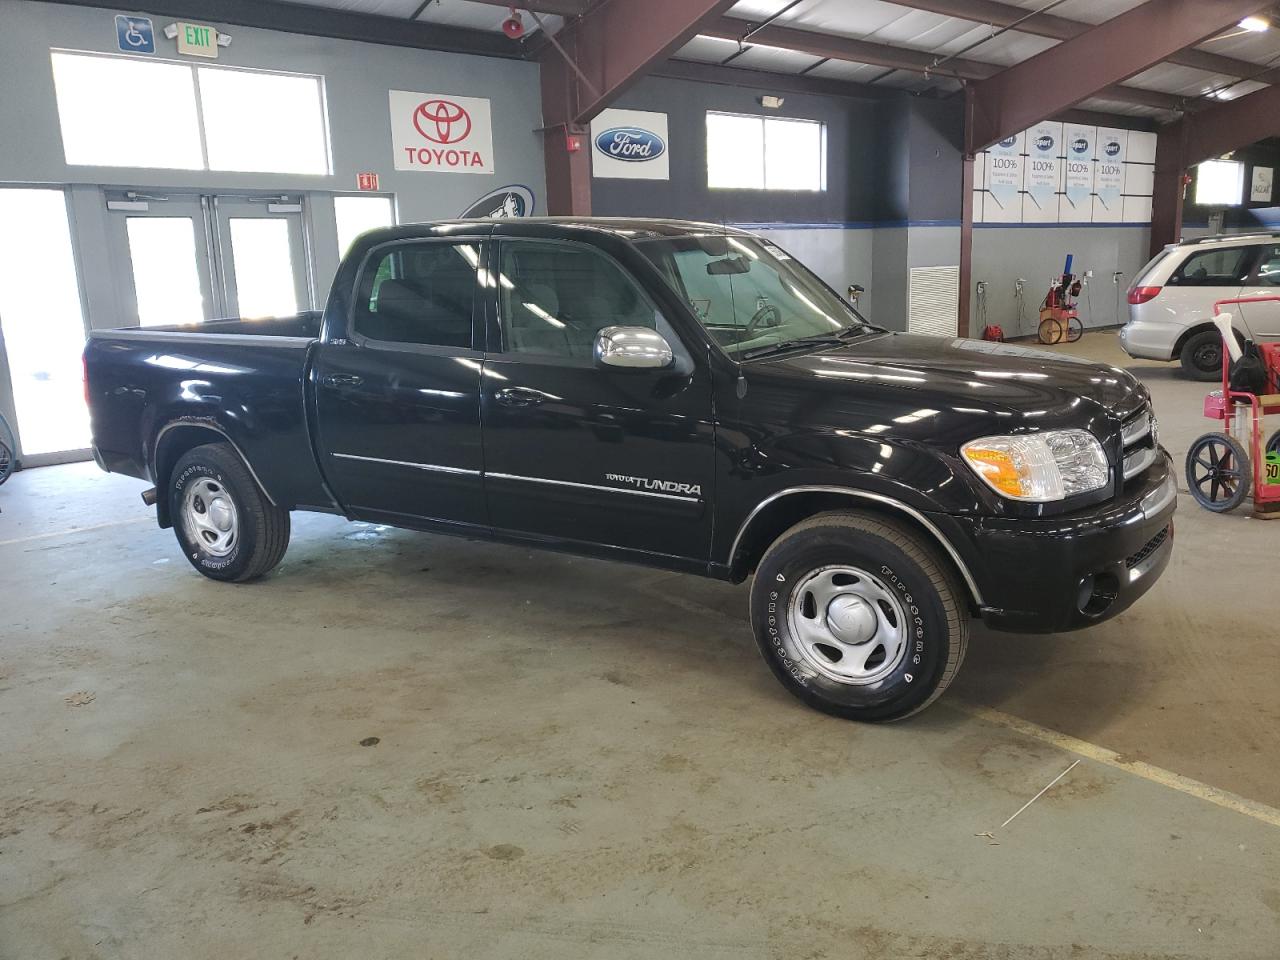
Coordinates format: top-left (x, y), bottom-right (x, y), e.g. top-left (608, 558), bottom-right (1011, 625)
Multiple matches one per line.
top-left (85, 219), bottom-right (1176, 722)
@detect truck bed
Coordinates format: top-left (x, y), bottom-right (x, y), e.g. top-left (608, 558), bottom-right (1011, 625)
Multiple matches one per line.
top-left (84, 311), bottom-right (335, 513)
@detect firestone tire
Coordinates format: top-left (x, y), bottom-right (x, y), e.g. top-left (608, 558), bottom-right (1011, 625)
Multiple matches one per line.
top-left (169, 442), bottom-right (290, 582)
top-left (749, 510), bottom-right (968, 723)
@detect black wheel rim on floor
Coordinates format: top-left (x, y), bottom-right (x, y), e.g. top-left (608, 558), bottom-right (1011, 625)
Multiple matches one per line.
top-left (1186, 434), bottom-right (1249, 512)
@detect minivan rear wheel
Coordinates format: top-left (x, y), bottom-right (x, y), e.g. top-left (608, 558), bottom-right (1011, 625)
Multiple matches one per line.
top-left (1180, 330), bottom-right (1223, 381)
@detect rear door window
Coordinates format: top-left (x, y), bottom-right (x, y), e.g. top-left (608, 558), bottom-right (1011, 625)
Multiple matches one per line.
top-left (353, 241), bottom-right (480, 348)
top-left (1167, 246), bottom-right (1255, 287)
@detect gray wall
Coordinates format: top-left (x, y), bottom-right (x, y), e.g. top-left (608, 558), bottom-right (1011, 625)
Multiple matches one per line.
top-left (0, 0), bottom-right (545, 320)
top-left (971, 225), bottom-right (1152, 336)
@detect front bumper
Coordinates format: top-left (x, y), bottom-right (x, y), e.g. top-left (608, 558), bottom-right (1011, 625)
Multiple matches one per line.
top-left (947, 455), bottom-right (1177, 633)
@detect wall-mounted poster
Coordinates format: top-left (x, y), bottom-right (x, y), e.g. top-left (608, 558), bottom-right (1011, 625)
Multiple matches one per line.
top-left (1093, 128), bottom-right (1127, 223)
top-left (1252, 166), bottom-right (1274, 203)
top-left (389, 90), bottom-right (495, 175)
top-left (982, 131), bottom-right (1023, 222)
top-left (1023, 121), bottom-right (1061, 223)
top-left (1061, 123), bottom-right (1095, 221)
top-left (590, 108), bottom-right (669, 180)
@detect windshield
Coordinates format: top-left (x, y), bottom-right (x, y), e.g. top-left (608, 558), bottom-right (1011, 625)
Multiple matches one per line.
top-left (636, 234), bottom-right (872, 356)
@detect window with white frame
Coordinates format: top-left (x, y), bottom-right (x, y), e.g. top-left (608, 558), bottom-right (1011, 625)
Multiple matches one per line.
top-left (706, 111), bottom-right (826, 191)
top-left (1194, 159), bottom-right (1244, 206)
top-left (50, 51), bottom-right (332, 176)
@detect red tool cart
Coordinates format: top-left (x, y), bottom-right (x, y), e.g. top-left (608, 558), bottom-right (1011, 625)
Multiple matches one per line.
top-left (1186, 295), bottom-right (1280, 516)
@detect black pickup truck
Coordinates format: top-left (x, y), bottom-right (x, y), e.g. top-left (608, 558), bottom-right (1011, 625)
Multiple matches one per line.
top-left (85, 218), bottom-right (1176, 721)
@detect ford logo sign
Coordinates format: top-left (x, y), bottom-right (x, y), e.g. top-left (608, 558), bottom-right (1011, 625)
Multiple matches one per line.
top-left (1104, 140), bottom-right (1121, 157)
top-left (998, 136), bottom-right (1017, 149)
top-left (1071, 137), bottom-right (1089, 154)
top-left (595, 126), bottom-right (666, 162)
top-left (459, 184), bottom-right (535, 219)
top-left (1035, 135), bottom-right (1054, 151)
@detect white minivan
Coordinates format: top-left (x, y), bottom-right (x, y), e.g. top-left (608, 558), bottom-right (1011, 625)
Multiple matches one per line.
top-left (1120, 233), bottom-right (1280, 380)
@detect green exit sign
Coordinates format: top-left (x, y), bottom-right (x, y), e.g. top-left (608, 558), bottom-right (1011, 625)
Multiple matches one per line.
top-left (176, 21), bottom-right (219, 58)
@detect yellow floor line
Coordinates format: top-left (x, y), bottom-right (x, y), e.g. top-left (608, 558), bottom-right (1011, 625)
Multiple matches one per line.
top-left (952, 700), bottom-right (1280, 829)
top-left (0, 517), bottom-right (150, 547)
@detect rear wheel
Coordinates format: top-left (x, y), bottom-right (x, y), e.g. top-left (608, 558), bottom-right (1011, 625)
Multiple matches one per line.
top-left (1064, 316), bottom-right (1084, 342)
top-left (1180, 330), bottom-right (1223, 381)
top-left (1186, 433), bottom-right (1250, 513)
top-left (749, 511), bottom-right (968, 722)
top-left (170, 442), bottom-right (290, 581)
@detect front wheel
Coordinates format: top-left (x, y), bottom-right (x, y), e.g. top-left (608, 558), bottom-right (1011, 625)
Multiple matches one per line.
top-left (170, 442), bottom-right (290, 581)
top-left (1038, 317), bottom-right (1063, 345)
top-left (750, 511), bottom-right (968, 722)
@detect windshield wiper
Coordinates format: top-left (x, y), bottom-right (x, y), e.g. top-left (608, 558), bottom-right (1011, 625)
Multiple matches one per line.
top-left (739, 334), bottom-right (844, 360)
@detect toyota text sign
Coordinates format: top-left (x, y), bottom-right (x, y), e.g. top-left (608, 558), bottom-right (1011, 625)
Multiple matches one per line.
top-left (390, 90), bottom-right (494, 175)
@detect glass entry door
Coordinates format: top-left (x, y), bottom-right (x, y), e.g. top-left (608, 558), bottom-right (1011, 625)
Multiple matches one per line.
top-left (0, 187), bottom-right (91, 461)
top-left (107, 192), bottom-right (215, 326)
top-left (213, 196), bottom-right (310, 319)
top-left (106, 191), bottom-right (311, 324)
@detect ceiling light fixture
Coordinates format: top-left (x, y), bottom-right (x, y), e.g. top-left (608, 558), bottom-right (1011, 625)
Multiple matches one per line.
top-left (1238, 15), bottom-right (1269, 31)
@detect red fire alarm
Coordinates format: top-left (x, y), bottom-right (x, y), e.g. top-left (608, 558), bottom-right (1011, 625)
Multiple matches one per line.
top-left (356, 172), bottom-right (380, 191)
top-left (566, 131), bottom-right (583, 153)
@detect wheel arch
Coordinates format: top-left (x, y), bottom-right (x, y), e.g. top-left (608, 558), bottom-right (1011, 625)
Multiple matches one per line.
top-left (727, 487), bottom-right (984, 611)
top-left (152, 422), bottom-right (275, 528)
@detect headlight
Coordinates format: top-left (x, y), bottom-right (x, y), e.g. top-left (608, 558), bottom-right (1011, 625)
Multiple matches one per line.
top-left (961, 430), bottom-right (1109, 502)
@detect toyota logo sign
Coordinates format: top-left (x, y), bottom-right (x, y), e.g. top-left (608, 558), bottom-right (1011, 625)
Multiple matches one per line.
top-left (390, 90), bottom-right (494, 175)
top-left (413, 99), bottom-right (472, 145)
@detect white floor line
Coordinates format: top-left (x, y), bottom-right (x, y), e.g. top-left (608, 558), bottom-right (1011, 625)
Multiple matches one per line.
top-left (953, 700), bottom-right (1280, 830)
top-left (0, 517), bottom-right (150, 547)
top-left (999, 759), bottom-right (1081, 829)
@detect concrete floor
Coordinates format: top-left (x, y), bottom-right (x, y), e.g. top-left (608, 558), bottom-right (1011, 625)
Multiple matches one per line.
top-left (2, 333), bottom-right (1278, 959)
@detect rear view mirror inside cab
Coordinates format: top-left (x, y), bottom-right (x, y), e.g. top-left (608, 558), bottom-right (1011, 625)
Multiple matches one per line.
top-left (706, 256), bottom-right (751, 276)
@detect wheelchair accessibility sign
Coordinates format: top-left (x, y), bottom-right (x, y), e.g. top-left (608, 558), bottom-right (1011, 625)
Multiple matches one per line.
top-left (115, 15), bottom-right (155, 54)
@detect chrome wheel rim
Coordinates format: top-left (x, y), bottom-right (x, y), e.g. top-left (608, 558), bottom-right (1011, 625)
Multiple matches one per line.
top-left (787, 565), bottom-right (909, 685)
top-left (182, 476), bottom-right (238, 557)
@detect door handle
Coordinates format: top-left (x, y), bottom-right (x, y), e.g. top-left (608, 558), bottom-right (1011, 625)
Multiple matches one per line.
top-left (322, 374), bottom-right (363, 388)
top-left (495, 387), bottom-right (547, 407)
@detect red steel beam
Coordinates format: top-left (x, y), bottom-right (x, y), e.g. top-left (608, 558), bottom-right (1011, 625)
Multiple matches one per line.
top-left (1150, 83), bottom-right (1280, 253)
top-left (700, 16), bottom-right (1184, 112)
top-left (965, 0), bottom-right (1272, 153)
top-left (539, 0), bottom-right (739, 129)
top-left (537, 0), bottom-right (736, 214)
top-left (885, 0), bottom-right (1279, 83)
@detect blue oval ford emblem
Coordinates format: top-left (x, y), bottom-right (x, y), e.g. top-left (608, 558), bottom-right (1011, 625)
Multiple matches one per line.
top-left (459, 184), bottom-right (535, 219)
top-left (998, 136), bottom-right (1018, 149)
top-left (1071, 137), bottom-right (1089, 154)
top-left (595, 126), bottom-right (666, 162)
top-left (1104, 140), bottom-right (1121, 157)
top-left (1035, 135), bottom-right (1054, 151)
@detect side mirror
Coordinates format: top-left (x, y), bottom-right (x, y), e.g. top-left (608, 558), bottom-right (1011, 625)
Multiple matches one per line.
top-left (594, 326), bottom-right (674, 370)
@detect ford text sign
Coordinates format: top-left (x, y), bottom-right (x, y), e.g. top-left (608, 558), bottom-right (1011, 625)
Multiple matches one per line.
top-left (595, 127), bottom-right (666, 163)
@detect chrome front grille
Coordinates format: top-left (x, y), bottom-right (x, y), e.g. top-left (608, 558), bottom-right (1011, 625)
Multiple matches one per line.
top-left (1121, 404), bottom-right (1158, 482)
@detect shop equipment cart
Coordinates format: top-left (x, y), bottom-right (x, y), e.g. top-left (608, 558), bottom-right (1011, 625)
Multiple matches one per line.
top-left (1186, 295), bottom-right (1280, 516)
